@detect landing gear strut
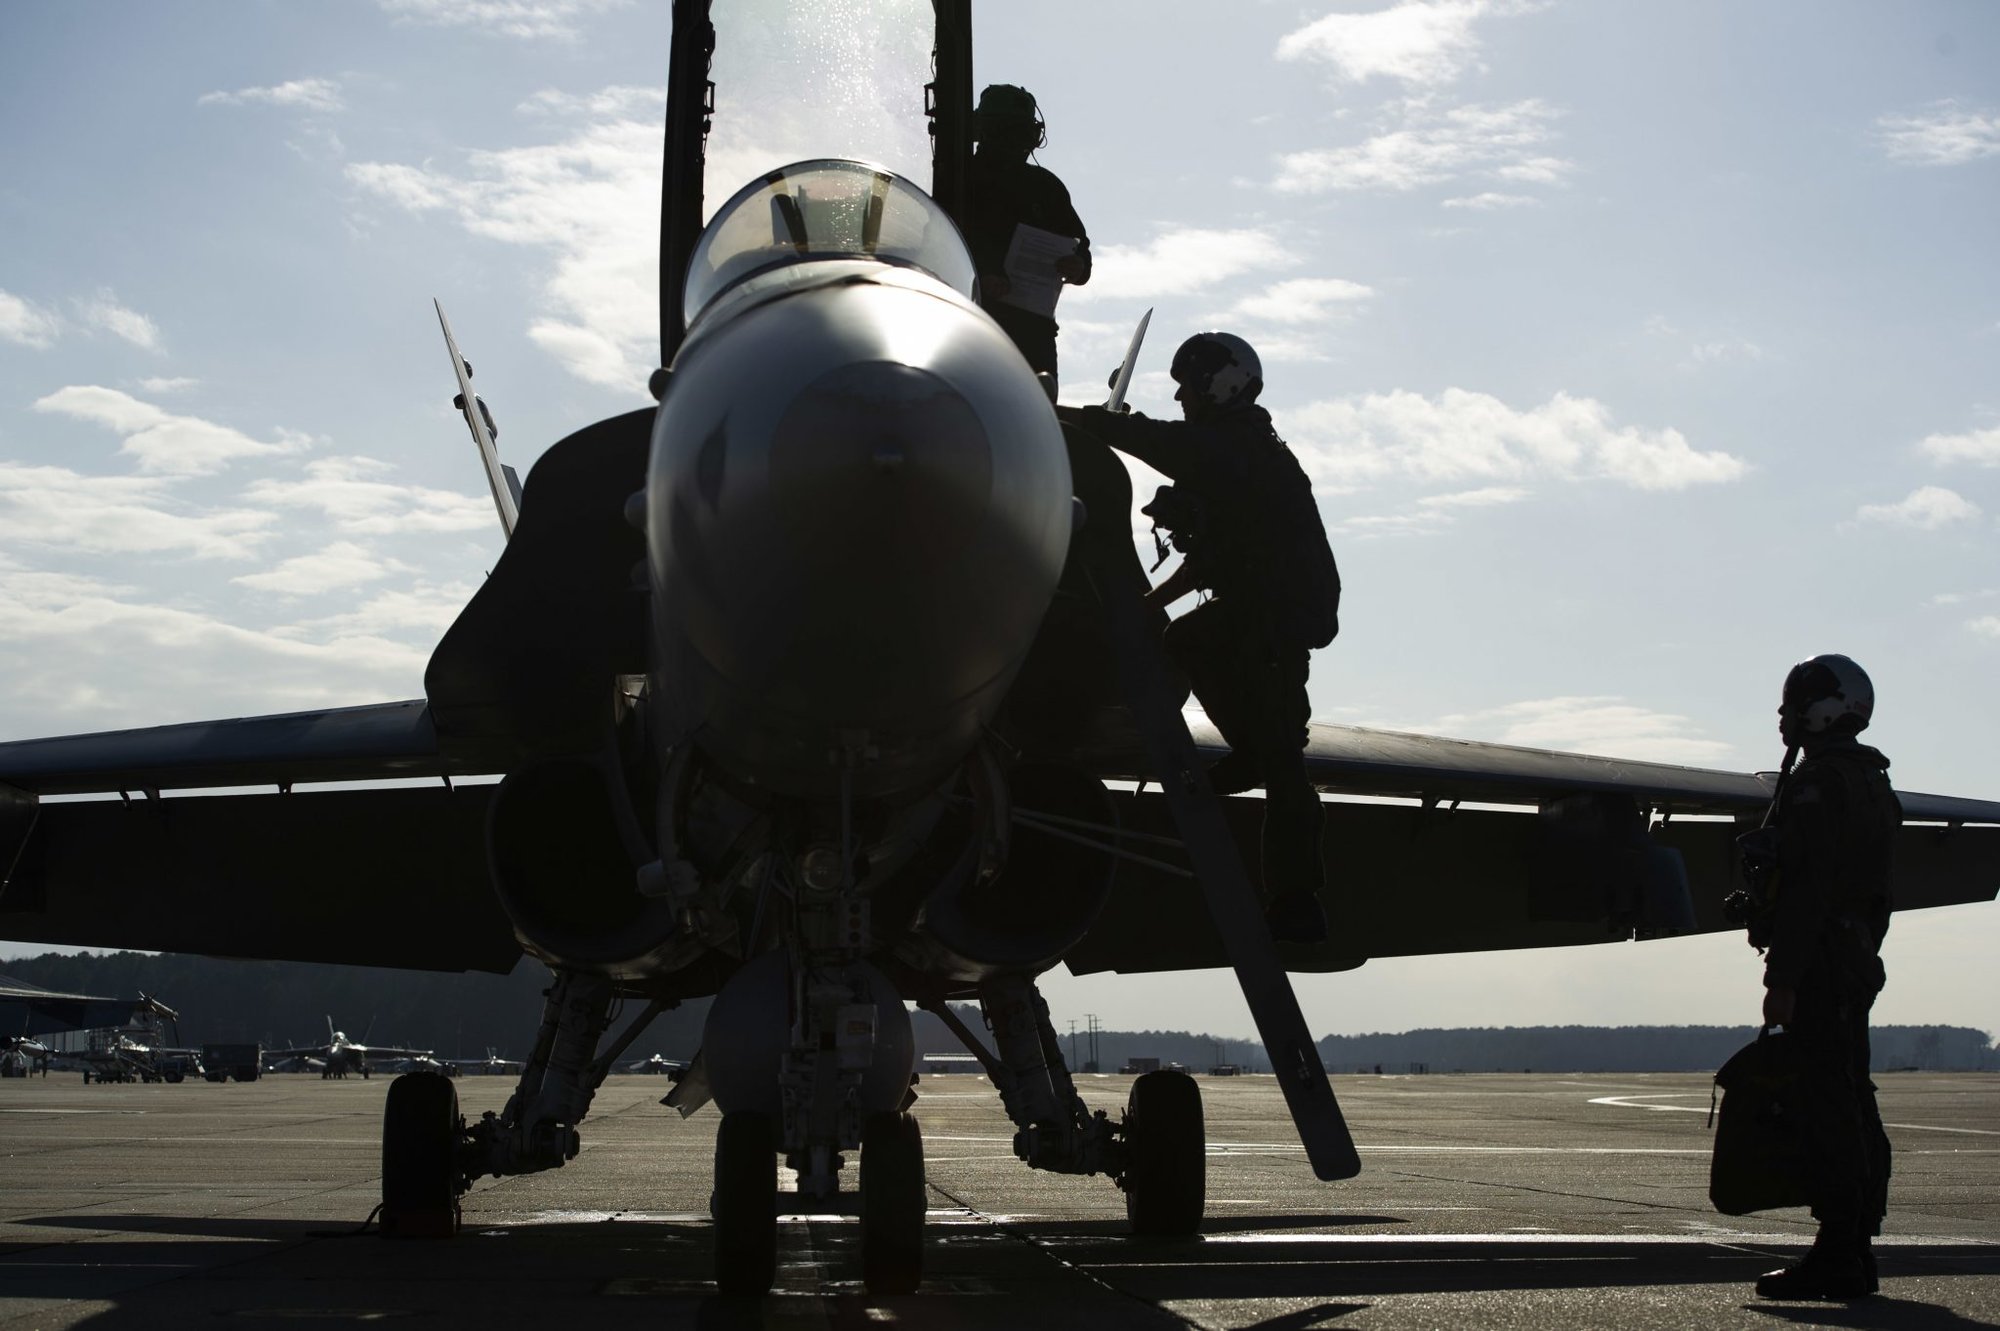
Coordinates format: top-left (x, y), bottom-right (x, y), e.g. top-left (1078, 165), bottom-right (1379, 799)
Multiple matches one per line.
top-left (379, 968), bottom-right (673, 1239)
top-left (947, 975), bottom-right (1209, 1237)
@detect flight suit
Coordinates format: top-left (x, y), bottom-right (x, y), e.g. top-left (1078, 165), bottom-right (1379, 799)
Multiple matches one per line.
top-left (1763, 739), bottom-right (1900, 1247)
top-left (964, 152), bottom-right (1090, 382)
top-left (1063, 403), bottom-right (1339, 913)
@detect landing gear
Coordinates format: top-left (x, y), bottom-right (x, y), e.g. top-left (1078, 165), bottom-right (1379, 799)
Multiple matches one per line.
top-left (860, 1110), bottom-right (926, 1295)
top-left (381, 1071), bottom-right (465, 1238)
top-left (1121, 1070), bottom-right (1205, 1236)
top-left (712, 1111), bottom-right (778, 1296)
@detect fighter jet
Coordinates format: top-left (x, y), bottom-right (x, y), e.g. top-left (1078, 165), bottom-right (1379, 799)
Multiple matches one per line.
top-left (1, 1034), bottom-right (53, 1076)
top-left (624, 1053), bottom-right (686, 1076)
top-left (446, 1049), bottom-right (527, 1077)
top-left (1, 0), bottom-right (1997, 1300)
top-left (268, 1018), bottom-right (433, 1080)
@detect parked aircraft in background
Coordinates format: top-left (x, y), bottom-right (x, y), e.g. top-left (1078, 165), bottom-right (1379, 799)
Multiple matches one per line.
top-left (1, 1034), bottom-right (53, 1076)
top-left (267, 1019), bottom-right (433, 1080)
top-left (446, 1049), bottom-right (527, 1077)
top-left (624, 1054), bottom-right (685, 1076)
top-left (1, 0), bottom-right (1996, 1300)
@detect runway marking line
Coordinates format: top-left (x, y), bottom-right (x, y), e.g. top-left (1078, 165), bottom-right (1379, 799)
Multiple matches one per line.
top-left (1589, 1093), bottom-right (2000, 1134)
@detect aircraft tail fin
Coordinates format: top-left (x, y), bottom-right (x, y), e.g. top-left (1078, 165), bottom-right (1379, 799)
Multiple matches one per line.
top-left (325, 1014), bottom-right (334, 1043)
top-left (434, 299), bottom-right (520, 540)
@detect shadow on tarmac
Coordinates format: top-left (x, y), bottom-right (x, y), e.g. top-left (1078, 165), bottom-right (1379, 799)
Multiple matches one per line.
top-left (4, 1214), bottom-right (1997, 1330)
top-left (1746, 1297), bottom-right (2000, 1330)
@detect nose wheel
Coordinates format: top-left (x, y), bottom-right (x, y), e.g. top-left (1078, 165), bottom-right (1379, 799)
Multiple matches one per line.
top-left (712, 1111), bottom-right (779, 1295)
top-left (859, 1110), bottom-right (926, 1294)
top-left (1121, 1070), bottom-right (1205, 1236)
top-left (381, 1071), bottom-right (465, 1238)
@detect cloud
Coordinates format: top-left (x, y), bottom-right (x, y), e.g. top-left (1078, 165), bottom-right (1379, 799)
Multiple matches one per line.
top-left (1416, 485), bottom-right (1530, 507)
top-left (0, 289), bottom-right (63, 349)
top-left (1686, 338), bottom-right (1764, 367)
top-left (277, 582), bottom-right (479, 640)
top-left (349, 115), bottom-right (663, 388)
top-left (32, 386), bottom-right (302, 475)
top-left (1275, 0), bottom-right (1540, 89)
top-left (1877, 101), bottom-right (2000, 167)
top-left (0, 574), bottom-right (430, 728)
top-left (1970, 616), bottom-right (2000, 639)
top-left (0, 463), bottom-right (273, 560)
top-left (197, 78), bottom-right (345, 113)
top-left (1441, 191), bottom-right (1538, 210)
top-left (343, 162), bottom-right (454, 213)
top-left (1220, 276), bottom-right (1374, 325)
top-left (374, 0), bottom-right (626, 41)
top-left (1286, 387), bottom-right (1745, 492)
top-left (231, 541), bottom-right (408, 596)
top-left (1918, 424), bottom-right (2000, 467)
top-left (1074, 228), bottom-right (1299, 302)
top-left (1409, 696), bottom-right (1735, 765)
top-left (1854, 486), bottom-right (1981, 530)
top-left (1274, 99), bottom-right (1571, 194)
top-left (75, 290), bottom-right (161, 350)
top-left (137, 377), bottom-right (199, 393)
top-left (242, 455), bottom-right (496, 535)
top-left (1928, 588), bottom-right (1996, 607)
top-left (518, 86), bottom-right (663, 119)
top-left (1331, 509), bottom-right (1454, 539)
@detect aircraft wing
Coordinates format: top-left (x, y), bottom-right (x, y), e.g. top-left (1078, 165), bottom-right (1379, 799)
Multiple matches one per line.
top-left (0, 978), bottom-right (178, 1039)
top-left (1062, 719), bottom-right (2000, 976)
top-left (0, 699), bottom-right (513, 797)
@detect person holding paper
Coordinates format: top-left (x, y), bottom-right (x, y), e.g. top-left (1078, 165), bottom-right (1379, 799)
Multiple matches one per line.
top-left (965, 84), bottom-right (1091, 388)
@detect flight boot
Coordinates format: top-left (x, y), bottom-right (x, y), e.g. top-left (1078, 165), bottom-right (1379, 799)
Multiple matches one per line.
top-left (1754, 1227), bottom-right (1875, 1301)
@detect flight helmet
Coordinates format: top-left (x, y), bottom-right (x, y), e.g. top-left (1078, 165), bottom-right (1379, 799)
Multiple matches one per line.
top-left (1779, 653), bottom-right (1874, 739)
top-left (973, 84), bottom-right (1045, 152)
top-left (1171, 331), bottom-right (1263, 412)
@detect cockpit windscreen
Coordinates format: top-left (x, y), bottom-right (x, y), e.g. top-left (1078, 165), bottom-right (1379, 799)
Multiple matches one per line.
top-left (683, 160), bottom-right (976, 324)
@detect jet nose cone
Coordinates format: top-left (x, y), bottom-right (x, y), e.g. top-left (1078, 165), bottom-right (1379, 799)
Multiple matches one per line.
top-left (648, 278), bottom-right (1071, 800)
top-left (769, 359), bottom-right (994, 590)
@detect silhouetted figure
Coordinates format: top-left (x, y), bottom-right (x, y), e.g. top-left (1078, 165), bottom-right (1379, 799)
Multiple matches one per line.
top-left (1061, 332), bottom-right (1340, 945)
top-left (1745, 654), bottom-right (1899, 1301)
top-left (965, 84), bottom-right (1090, 389)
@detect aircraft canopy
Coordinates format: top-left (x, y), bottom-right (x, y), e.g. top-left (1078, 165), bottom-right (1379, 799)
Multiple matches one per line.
top-left (682, 159), bottom-right (975, 325)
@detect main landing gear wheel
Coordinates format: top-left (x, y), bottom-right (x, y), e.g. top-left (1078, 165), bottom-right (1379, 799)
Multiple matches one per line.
top-left (859, 1110), bottom-right (926, 1295)
top-left (1122, 1070), bottom-right (1205, 1237)
top-left (712, 1111), bottom-right (778, 1296)
top-left (380, 1071), bottom-right (463, 1238)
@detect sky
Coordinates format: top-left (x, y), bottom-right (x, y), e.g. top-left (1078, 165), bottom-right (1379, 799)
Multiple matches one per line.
top-left (1, 1), bottom-right (1996, 1043)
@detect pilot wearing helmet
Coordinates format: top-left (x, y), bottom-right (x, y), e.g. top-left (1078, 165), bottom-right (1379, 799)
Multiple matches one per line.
top-left (1059, 333), bottom-right (1340, 945)
top-left (1742, 654), bottom-right (1901, 1301)
top-left (965, 84), bottom-right (1091, 388)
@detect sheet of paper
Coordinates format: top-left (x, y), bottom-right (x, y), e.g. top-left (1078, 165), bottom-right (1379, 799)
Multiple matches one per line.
top-left (996, 223), bottom-right (1078, 320)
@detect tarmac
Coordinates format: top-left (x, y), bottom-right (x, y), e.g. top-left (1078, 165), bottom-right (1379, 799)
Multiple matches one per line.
top-left (1, 1069), bottom-right (1995, 1329)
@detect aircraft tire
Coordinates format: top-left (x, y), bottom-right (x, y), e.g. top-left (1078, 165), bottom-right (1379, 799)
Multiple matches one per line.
top-left (380, 1071), bottom-right (462, 1239)
top-left (1122, 1070), bottom-right (1205, 1237)
top-left (859, 1110), bottom-right (926, 1295)
top-left (712, 1111), bottom-right (777, 1295)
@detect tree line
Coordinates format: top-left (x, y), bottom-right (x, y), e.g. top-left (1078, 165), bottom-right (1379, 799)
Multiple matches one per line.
top-left (4, 951), bottom-right (1992, 1073)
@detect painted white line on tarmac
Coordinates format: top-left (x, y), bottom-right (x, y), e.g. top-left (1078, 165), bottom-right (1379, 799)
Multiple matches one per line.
top-left (1589, 1093), bottom-right (2000, 1135)
top-left (1195, 1232), bottom-right (1999, 1246)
